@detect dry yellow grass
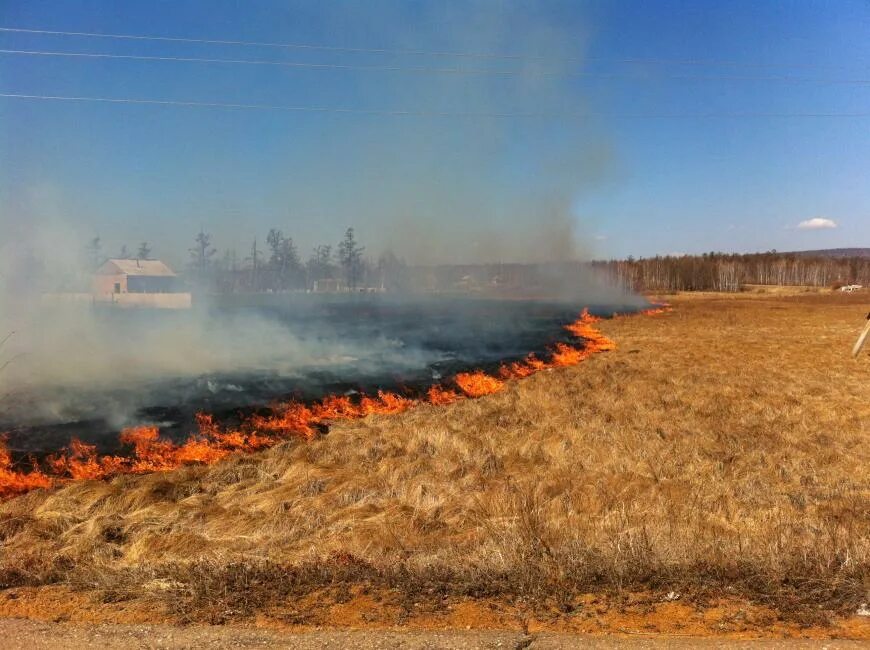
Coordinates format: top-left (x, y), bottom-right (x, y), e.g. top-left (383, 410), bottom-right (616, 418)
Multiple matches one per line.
top-left (0, 291), bottom-right (868, 628)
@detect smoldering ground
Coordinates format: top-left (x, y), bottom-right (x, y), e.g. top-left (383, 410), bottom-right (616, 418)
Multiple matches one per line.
top-left (0, 288), bottom-right (642, 455)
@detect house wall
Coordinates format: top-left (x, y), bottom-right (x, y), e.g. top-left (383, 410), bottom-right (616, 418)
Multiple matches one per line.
top-left (93, 274), bottom-right (127, 295)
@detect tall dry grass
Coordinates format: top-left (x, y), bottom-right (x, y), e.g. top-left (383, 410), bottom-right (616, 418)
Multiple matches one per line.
top-left (0, 292), bottom-right (867, 623)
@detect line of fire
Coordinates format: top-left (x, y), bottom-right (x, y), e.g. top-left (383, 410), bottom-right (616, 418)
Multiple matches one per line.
top-left (0, 305), bottom-right (678, 498)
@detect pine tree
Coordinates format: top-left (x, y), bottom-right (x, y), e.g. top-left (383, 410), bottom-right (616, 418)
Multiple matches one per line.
top-left (337, 228), bottom-right (365, 290)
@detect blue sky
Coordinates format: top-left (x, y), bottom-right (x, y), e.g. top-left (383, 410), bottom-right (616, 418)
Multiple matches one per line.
top-left (1, 1), bottom-right (868, 266)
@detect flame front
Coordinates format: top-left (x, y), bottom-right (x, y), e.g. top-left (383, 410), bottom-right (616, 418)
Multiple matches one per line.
top-left (426, 385), bottom-right (460, 405)
top-left (0, 439), bottom-right (52, 499)
top-left (454, 371), bottom-right (505, 397)
top-left (0, 306), bottom-right (660, 498)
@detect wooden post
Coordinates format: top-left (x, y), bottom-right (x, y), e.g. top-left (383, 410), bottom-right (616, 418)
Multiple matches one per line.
top-left (853, 313), bottom-right (870, 359)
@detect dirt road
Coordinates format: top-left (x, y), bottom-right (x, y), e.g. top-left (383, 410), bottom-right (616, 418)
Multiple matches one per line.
top-left (2, 618), bottom-right (867, 649)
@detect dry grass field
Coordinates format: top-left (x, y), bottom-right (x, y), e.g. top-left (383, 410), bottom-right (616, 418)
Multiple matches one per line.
top-left (0, 290), bottom-right (868, 637)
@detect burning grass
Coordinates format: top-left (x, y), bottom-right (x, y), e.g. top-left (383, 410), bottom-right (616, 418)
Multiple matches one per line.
top-left (0, 293), bottom-right (868, 632)
top-left (0, 309), bottom-right (617, 498)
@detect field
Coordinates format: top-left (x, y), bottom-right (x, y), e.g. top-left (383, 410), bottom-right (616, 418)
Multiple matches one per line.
top-left (0, 290), bottom-right (868, 641)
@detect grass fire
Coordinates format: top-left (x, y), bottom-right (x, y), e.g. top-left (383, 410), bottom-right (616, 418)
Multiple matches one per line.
top-left (0, 290), bottom-right (867, 643)
top-left (0, 308), bottom-right (622, 498)
top-left (2, 3), bottom-right (870, 645)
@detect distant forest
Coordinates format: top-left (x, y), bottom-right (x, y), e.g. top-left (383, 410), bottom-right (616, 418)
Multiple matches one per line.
top-left (592, 250), bottom-right (870, 293)
top-left (86, 227), bottom-right (401, 293)
top-left (85, 231), bottom-right (870, 294)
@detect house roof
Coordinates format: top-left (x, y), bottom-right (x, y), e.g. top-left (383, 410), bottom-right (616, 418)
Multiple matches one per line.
top-left (97, 259), bottom-right (177, 277)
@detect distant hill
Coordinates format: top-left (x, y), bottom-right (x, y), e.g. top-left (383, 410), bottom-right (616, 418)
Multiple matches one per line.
top-left (789, 248), bottom-right (870, 259)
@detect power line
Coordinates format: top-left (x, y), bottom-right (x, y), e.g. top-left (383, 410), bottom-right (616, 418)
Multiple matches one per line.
top-left (4, 48), bottom-right (870, 86)
top-left (2, 92), bottom-right (868, 119)
top-left (0, 92), bottom-right (567, 116)
top-left (0, 47), bottom-right (591, 77)
top-left (0, 25), bottom-right (862, 73)
top-left (0, 26), bottom-right (560, 61)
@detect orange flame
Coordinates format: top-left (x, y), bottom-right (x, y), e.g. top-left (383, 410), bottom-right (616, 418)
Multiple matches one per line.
top-left (359, 390), bottom-right (415, 416)
top-left (550, 342), bottom-right (587, 367)
top-left (427, 385), bottom-right (460, 405)
top-left (634, 302), bottom-right (672, 318)
top-left (455, 371), bottom-right (505, 398)
top-left (640, 303), bottom-right (672, 316)
top-left (0, 306), bottom-right (658, 499)
top-left (0, 438), bottom-right (52, 498)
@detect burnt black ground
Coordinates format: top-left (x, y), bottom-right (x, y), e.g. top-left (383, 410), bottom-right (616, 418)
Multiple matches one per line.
top-left (2, 295), bottom-right (639, 458)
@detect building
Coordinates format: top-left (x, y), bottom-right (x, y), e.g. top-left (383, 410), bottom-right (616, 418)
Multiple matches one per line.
top-left (93, 259), bottom-right (191, 308)
top-left (94, 259), bottom-right (177, 294)
top-left (312, 278), bottom-right (343, 293)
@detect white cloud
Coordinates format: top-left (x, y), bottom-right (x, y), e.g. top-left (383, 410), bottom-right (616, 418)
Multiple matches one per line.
top-left (797, 217), bottom-right (838, 230)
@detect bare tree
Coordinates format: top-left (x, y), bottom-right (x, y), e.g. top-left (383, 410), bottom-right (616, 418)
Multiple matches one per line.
top-left (189, 229), bottom-right (217, 288)
top-left (306, 245), bottom-right (335, 287)
top-left (137, 242), bottom-right (152, 259)
top-left (337, 228), bottom-right (365, 290)
top-left (245, 238), bottom-right (261, 292)
top-left (266, 229), bottom-right (302, 290)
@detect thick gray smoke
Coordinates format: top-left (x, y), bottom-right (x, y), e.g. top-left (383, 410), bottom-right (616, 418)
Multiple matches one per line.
top-left (274, 3), bottom-right (612, 265)
top-left (0, 231), bottom-right (637, 431)
top-left (0, 4), bottom-right (642, 432)
top-left (0, 216), bottom-right (408, 426)
top-left (3, 3), bottom-right (616, 267)
top-left (0, 241), bottom-right (433, 428)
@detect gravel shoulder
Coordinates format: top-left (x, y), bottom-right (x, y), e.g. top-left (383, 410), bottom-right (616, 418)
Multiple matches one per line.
top-left (3, 617), bottom-right (868, 650)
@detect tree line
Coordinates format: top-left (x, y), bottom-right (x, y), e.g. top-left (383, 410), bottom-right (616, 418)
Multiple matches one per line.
top-left (591, 251), bottom-right (870, 292)
top-left (188, 227), bottom-right (408, 293)
top-left (84, 234), bottom-right (869, 294)
top-left (83, 227), bottom-right (410, 293)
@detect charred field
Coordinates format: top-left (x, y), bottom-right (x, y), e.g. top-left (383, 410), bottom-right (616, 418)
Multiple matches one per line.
top-left (0, 291), bottom-right (868, 638)
top-left (0, 295), bottom-right (636, 459)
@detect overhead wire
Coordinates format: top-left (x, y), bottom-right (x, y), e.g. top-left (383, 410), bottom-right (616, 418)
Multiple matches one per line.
top-left (0, 25), bottom-right (865, 73)
top-left (2, 48), bottom-right (870, 85)
top-left (1, 92), bottom-right (867, 118)
top-left (2, 25), bottom-right (867, 120)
